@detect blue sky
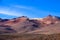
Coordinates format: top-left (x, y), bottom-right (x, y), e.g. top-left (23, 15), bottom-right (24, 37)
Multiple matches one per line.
top-left (0, 0), bottom-right (60, 19)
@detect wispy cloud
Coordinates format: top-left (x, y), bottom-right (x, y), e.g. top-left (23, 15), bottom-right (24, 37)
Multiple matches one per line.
top-left (13, 5), bottom-right (50, 14)
top-left (0, 5), bottom-right (59, 18)
top-left (14, 5), bottom-right (33, 10)
top-left (13, 5), bottom-right (53, 15)
top-left (0, 7), bottom-right (23, 17)
top-left (0, 5), bottom-right (51, 18)
top-left (0, 10), bottom-right (22, 17)
top-left (0, 5), bottom-right (35, 17)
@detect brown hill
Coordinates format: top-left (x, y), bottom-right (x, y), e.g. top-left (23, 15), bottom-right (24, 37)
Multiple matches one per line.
top-left (0, 15), bottom-right (60, 34)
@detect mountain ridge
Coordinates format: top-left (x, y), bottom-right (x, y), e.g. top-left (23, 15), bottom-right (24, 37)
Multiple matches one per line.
top-left (0, 15), bottom-right (60, 34)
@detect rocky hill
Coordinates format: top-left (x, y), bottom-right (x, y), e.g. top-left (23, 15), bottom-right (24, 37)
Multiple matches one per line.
top-left (0, 15), bottom-right (60, 34)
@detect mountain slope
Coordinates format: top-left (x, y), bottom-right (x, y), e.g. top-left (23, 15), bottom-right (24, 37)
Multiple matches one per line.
top-left (0, 15), bottom-right (60, 34)
top-left (27, 23), bottom-right (60, 34)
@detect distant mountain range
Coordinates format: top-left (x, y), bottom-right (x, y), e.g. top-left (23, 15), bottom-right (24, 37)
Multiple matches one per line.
top-left (0, 15), bottom-right (60, 34)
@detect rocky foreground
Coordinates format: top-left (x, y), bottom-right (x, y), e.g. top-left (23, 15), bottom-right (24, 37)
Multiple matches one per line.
top-left (0, 34), bottom-right (60, 40)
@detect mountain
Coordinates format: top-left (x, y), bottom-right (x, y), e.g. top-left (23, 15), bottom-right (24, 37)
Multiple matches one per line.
top-left (0, 15), bottom-right (60, 34)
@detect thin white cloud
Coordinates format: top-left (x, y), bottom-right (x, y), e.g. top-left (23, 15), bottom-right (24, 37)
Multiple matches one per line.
top-left (0, 10), bottom-right (22, 17)
top-left (0, 5), bottom-right (59, 18)
top-left (0, 7), bottom-right (23, 17)
top-left (13, 5), bottom-right (50, 14)
top-left (0, 6), bottom-right (51, 17)
top-left (14, 5), bottom-right (33, 10)
top-left (0, 5), bottom-right (33, 17)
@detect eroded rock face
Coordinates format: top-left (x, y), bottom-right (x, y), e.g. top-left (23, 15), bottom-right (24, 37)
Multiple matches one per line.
top-left (0, 15), bottom-right (60, 33)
